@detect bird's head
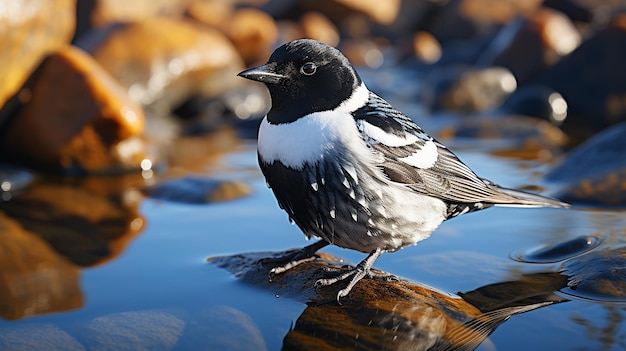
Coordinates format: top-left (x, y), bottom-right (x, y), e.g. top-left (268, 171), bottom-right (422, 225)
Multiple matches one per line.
top-left (238, 39), bottom-right (363, 124)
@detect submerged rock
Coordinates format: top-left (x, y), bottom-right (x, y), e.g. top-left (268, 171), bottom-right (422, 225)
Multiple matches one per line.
top-left (145, 176), bottom-right (251, 204)
top-left (562, 245), bottom-right (626, 301)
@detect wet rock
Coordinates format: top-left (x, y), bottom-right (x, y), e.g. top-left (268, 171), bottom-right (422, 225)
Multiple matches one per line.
top-left (0, 211), bottom-right (82, 320)
top-left (477, 8), bottom-right (581, 84)
top-left (210, 251), bottom-right (564, 350)
top-left (440, 115), bottom-right (568, 160)
top-left (0, 46), bottom-right (147, 173)
top-left (433, 67), bottom-right (517, 112)
top-left (176, 306), bottom-right (267, 351)
top-left (0, 323), bottom-right (85, 351)
top-left (533, 14), bottom-right (626, 142)
top-left (0, 175), bottom-right (146, 267)
top-left (80, 310), bottom-right (185, 351)
top-left (0, 0), bottom-right (75, 112)
top-left (547, 122), bottom-right (626, 206)
top-left (145, 176), bottom-right (251, 204)
top-left (499, 85), bottom-right (568, 125)
top-left (79, 18), bottom-right (244, 125)
top-left (562, 246), bottom-right (626, 301)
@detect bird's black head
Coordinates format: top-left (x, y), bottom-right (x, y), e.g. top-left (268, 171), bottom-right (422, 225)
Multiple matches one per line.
top-left (238, 39), bottom-right (362, 124)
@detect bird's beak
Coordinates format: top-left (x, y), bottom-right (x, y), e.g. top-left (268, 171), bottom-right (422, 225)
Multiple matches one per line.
top-left (238, 63), bottom-right (285, 84)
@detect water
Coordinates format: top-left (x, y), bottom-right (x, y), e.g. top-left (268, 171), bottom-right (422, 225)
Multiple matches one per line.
top-left (2, 61), bottom-right (626, 349)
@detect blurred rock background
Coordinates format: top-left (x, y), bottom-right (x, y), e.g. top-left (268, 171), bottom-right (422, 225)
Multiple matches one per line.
top-left (1, 0), bottom-right (626, 200)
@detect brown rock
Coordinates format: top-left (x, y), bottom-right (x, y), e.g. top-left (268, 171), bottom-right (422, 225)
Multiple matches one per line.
top-left (0, 46), bottom-right (146, 173)
top-left (413, 31), bottom-right (441, 63)
top-left (226, 8), bottom-right (279, 65)
top-left (332, 0), bottom-right (401, 25)
top-left (80, 18), bottom-right (244, 119)
top-left (186, 0), bottom-right (235, 28)
top-left (0, 211), bottom-right (82, 320)
top-left (460, 0), bottom-right (543, 23)
top-left (210, 250), bottom-right (564, 350)
top-left (300, 12), bottom-right (340, 47)
top-left (0, 0), bottom-right (75, 112)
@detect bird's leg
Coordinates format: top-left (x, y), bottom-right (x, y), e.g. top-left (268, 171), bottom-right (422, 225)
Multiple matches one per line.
top-left (258, 239), bottom-right (329, 276)
top-left (315, 248), bottom-right (385, 301)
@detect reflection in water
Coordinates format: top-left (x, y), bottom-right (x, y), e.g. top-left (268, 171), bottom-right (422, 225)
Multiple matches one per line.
top-left (210, 251), bottom-right (570, 351)
top-left (0, 174), bottom-right (146, 320)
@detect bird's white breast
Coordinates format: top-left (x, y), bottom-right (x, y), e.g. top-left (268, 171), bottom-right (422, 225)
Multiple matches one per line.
top-left (258, 83), bottom-right (370, 170)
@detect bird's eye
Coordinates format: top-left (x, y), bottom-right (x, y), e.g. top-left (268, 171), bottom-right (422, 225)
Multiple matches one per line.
top-left (300, 62), bottom-right (317, 76)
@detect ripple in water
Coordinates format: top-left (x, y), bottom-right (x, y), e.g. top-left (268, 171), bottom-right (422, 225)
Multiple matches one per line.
top-left (512, 235), bottom-right (603, 264)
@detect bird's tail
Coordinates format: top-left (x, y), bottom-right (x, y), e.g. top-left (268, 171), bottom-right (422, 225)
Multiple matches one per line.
top-left (491, 185), bottom-right (570, 208)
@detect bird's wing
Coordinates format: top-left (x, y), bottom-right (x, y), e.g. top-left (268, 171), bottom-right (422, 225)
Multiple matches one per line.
top-left (353, 92), bottom-right (527, 205)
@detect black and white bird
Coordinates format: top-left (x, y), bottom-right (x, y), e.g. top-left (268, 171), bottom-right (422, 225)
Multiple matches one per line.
top-left (238, 39), bottom-right (569, 300)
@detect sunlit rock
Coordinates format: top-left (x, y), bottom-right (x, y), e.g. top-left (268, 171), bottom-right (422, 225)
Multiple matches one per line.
top-left (0, 0), bottom-right (75, 111)
top-left (547, 122), bottom-right (626, 206)
top-left (413, 31), bottom-right (441, 64)
top-left (300, 12), bottom-right (340, 47)
top-left (0, 46), bottom-right (146, 173)
top-left (0, 212), bottom-right (82, 320)
top-left (224, 8), bottom-right (279, 65)
top-left (534, 14), bottom-right (626, 143)
top-left (459, 0), bottom-right (543, 24)
top-left (500, 85), bottom-right (568, 125)
top-left (78, 18), bottom-right (244, 128)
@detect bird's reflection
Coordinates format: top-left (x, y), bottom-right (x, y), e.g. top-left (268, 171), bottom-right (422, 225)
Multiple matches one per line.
top-left (0, 174), bottom-right (146, 320)
top-left (211, 251), bottom-right (570, 351)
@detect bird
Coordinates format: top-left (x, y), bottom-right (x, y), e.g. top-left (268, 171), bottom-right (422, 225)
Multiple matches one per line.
top-left (238, 39), bottom-right (570, 301)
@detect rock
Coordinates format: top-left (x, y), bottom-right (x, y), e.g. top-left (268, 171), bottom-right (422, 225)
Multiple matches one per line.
top-left (562, 246), bottom-right (626, 301)
top-left (413, 31), bottom-right (442, 63)
top-left (499, 85), bottom-right (568, 125)
top-left (0, 323), bottom-right (85, 351)
top-left (0, 0), bottom-right (75, 114)
top-left (533, 14), bottom-right (626, 142)
top-left (0, 174), bottom-right (145, 266)
top-left (80, 310), bottom-right (185, 351)
top-left (75, 0), bottom-right (191, 40)
top-left (175, 306), bottom-right (267, 351)
top-left (477, 7), bottom-right (581, 84)
top-left (300, 11), bottom-right (340, 47)
top-left (435, 67), bottom-right (517, 112)
top-left (78, 18), bottom-right (244, 125)
top-left (459, 0), bottom-right (543, 24)
top-left (186, 0), bottom-right (234, 28)
top-left (0, 45), bottom-right (147, 173)
top-left (145, 176), bottom-right (251, 204)
top-left (547, 122), bottom-right (626, 206)
top-left (210, 250), bottom-right (564, 350)
top-left (440, 115), bottom-right (568, 160)
top-left (225, 8), bottom-right (279, 65)
top-left (0, 211), bottom-right (82, 320)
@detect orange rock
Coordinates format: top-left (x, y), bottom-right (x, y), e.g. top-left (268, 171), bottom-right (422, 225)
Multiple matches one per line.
top-left (300, 12), bottom-right (340, 47)
top-left (0, 0), bottom-right (75, 111)
top-left (413, 31), bottom-right (442, 63)
top-left (0, 211), bottom-right (82, 320)
top-left (529, 7), bottom-right (581, 64)
top-left (186, 0), bottom-right (235, 28)
top-left (1, 45), bottom-right (146, 172)
top-left (460, 0), bottom-right (543, 23)
top-left (333, 0), bottom-right (401, 25)
top-left (90, 0), bottom-right (190, 27)
top-left (226, 8), bottom-right (279, 65)
top-left (82, 18), bottom-right (244, 116)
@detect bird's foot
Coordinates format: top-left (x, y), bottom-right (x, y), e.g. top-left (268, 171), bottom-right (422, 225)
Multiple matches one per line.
top-left (257, 240), bottom-right (329, 278)
top-left (314, 248), bottom-right (385, 303)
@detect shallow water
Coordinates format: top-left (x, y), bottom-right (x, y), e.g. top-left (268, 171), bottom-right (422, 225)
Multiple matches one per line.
top-left (1, 126), bottom-right (625, 351)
